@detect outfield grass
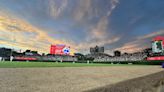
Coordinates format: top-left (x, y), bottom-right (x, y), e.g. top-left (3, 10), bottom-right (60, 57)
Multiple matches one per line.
top-left (0, 61), bottom-right (149, 68)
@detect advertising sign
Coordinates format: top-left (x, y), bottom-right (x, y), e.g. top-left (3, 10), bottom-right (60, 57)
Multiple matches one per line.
top-left (147, 56), bottom-right (164, 60)
top-left (152, 41), bottom-right (163, 53)
top-left (50, 44), bottom-right (70, 55)
top-left (152, 36), bottom-right (164, 53)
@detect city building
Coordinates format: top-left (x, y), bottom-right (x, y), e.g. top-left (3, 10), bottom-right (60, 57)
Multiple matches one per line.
top-left (90, 45), bottom-right (104, 54)
top-left (114, 50), bottom-right (121, 56)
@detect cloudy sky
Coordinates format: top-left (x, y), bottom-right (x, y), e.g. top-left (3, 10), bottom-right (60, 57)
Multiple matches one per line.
top-left (0, 0), bottom-right (164, 55)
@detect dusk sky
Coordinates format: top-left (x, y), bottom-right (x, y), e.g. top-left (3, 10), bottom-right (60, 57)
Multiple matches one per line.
top-left (0, 0), bottom-right (164, 55)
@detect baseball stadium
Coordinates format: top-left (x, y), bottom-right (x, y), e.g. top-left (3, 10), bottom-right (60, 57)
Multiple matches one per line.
top-left (0, 0), bottom-right (164, 92)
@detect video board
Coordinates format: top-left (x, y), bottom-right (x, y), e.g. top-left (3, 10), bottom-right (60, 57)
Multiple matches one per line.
top-left (50, 44), bottom-right (70, 55)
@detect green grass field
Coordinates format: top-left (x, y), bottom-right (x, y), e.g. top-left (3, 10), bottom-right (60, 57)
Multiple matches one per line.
top-left (0, 61), bottom-right (149, 68)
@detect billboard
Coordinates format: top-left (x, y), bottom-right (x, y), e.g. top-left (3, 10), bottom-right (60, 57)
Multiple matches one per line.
top-left (152, 41), bottom-right (163, 53)
top-left (152, 36), bottom-right (164, 53)
top-left (50, 44), bottom-right (70, 55)
top-left (147, 56), bottom-right (164, 61)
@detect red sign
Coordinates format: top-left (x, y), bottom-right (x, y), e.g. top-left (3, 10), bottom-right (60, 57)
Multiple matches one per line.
top-left (153, 36), bottom-right (164, 46)
top-left (153, 36), bottom-right (164, 41)
top-left (147, 56), bottom-right (164, 61)
top-left (50, 44), bottom-right (70, 55)
top-left (15, 57), bottom-right (37, 60)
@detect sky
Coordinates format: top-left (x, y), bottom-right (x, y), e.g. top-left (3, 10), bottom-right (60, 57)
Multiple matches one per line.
top-left (0, 0), bottom-right (164, 55)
